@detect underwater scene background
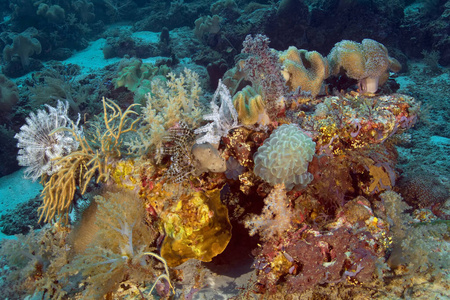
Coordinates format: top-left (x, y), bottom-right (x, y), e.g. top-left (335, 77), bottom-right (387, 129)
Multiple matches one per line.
top-left (0, 0), bottom-right (449, 299)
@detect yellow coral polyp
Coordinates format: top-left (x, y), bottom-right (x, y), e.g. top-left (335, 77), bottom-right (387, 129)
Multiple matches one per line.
top-left (160, 188), bottom-right (232, 267)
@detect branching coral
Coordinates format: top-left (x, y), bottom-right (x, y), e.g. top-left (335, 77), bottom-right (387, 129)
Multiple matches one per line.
top-left (129, 68), bottom-right (205, 155)
top-left (195, 79), bottom-right (239, 146)
top-left (0, 225), bottom-right (71, 299)
top-left (381, 191), bottom-right (449, 279)
top-left (39, 97), bottom-right (139, 223)
top-left (242, 34), bottom-right (288, 119)
top-left (244, 184), bottom-right (293, 240)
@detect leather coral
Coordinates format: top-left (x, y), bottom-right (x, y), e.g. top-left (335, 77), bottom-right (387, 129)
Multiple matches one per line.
top-left (328, 39), bottom-right (401, 93)
top-left (279, 46), bottom-right (329, 97)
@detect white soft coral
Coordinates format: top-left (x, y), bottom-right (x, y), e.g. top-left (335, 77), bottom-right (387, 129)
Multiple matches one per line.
top-left (244, 184), bottom-right (294, 240)
top-left (194, 80), bottom-right (239, 145)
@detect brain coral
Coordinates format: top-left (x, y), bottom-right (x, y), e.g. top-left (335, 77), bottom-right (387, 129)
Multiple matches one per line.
top-left (253, 124), bottom-right (316, 190)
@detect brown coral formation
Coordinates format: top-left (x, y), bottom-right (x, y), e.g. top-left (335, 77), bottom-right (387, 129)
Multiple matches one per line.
top-left (253, 226), bottom-right (386, 294)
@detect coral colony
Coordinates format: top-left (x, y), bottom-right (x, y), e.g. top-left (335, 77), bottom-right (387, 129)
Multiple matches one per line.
top-left (0, 1), bottom-right (449, 299)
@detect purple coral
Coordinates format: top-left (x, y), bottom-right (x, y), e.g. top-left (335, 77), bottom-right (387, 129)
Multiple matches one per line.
top-left (242, 34), bottom-right (288, 119)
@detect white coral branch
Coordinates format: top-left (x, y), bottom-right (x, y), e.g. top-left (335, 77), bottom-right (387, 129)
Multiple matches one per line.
top-left (194, 80), bottom-right (239, 145)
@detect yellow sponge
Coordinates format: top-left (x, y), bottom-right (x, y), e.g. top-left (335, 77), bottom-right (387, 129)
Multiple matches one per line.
top-left (160, 188), bottom-right (232, 267)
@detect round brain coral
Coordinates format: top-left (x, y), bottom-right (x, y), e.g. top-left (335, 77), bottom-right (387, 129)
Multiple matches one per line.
top-left (253, 124), bottom-right (316, 190)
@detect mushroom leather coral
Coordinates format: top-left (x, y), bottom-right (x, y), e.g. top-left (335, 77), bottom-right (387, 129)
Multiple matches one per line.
top-left (328, 39), bottom-right (401, 93)
top-left (3, 27), bottom-right (42, 68)
top-left (279, 46), bottom-right (329, 97)
top-left (160, 188), bottom-right (232, 267)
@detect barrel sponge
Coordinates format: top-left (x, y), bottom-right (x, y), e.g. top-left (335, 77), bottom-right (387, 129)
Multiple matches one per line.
top-left (253, 124), bottom-right (316, 190)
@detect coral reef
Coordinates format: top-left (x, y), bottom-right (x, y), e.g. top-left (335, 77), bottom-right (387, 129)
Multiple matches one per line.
top-left (1, 2), bottom-right (449, 298)
top-left (0, 196), bottom-right (42, 235)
